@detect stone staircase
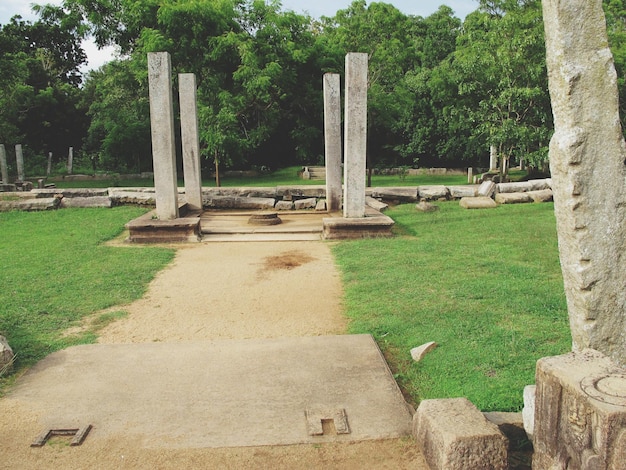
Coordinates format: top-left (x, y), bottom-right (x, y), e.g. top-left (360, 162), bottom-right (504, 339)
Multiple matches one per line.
top-left (302, 166), bottom-right (326, 181)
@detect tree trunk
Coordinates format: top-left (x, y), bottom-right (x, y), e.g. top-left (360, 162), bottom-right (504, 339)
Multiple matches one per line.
top-left (214, 151), bottom-right (221, 187)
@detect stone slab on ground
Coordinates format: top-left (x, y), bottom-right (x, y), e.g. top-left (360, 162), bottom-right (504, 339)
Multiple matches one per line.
top-left (0, 197), bottom-right (60, 212)
top-left (59, 196), bottom-right (112, 209)
top-left (5, 335), bottom-right (413, 448)
top-left (459, 196), bottom-right (497, 209)
top-left (495, 192), bottom-right (532, 204)
top-left (413, 397), bottom-right (508, 470)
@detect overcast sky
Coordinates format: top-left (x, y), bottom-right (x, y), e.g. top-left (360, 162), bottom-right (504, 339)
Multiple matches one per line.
top-left (1, 0), bottom-right (478, 71)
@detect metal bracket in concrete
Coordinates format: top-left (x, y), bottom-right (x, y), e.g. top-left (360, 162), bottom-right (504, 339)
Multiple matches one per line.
top-left (31, 424), bottom-right (92, 447)
top-left (305, 408), bottom-right (350, 436)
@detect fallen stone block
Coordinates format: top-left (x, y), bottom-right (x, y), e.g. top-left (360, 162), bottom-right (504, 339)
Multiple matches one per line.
top-left (367, 187), bottom-right (418, 202)
top-left (477, 180), bottom-right (496, 197)
top-left (494, 192), bottom-right (532, 204)
top-left (448, 185), bottom-right (477, 199)
top-left (496, 181), bottom-right (533, 193)
top-left (0, 335), bottom-right (14, 371)
top-left (410, 341), bottom-right (437, 362)
top-left (459, 197), bottom-right (497, 209)
top-left (276, 185), bottom-right (325, 198)
top-left (315, 199), bottom-right (327, 211)
top-left (203, 187), bottom-right (277, 198)
top-left (527, 189), bottom-right (553, 203)
top-left (418, 185), bottom-right (449, 201)
top-left (522, 385), bottom-right (536, 443)
top-left (203, 196), bottom-right (276, 210)
top-left (322, 213), bottom-right (394, 240)
top-left (32, 188), bottom-right (109, 198)
top-left (275, 200), bottom-right (294, 211)
top-left (109, 191), bottom-right (156, 206)
top-left (414, 397), bottom-right (508, 470)
top-left (366, 196), bottom-right (388, 212)
top-left (415, 201), bottom-right (439, 212)
top-left (294, 197), bottom-right (317, 210)
top-left (0, 197), bottom-right (61, 212)
top-left (60, 196), bottom-right (112, 209)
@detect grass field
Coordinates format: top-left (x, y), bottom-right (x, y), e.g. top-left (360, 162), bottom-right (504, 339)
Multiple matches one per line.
top-left (0, 208), bottom-right (174, 389)
top-left (332, 201), bottom-right (570, 411)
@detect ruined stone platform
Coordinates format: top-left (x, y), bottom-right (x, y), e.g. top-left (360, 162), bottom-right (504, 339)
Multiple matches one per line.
top-left (4, 335), bottom-right (413, 448)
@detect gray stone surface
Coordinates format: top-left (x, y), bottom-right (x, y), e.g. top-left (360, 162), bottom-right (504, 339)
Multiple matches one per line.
top-left (477, 180), bottom-right (496, 197)
top-left (367, 187), bottom-right (418, 202)
top-left (496, 181), bottom-right (534, 193)
top-left (32, 188), bottom-right (109, 198)
top-left (414, 397), bottom-right (508, 470)
top-left (206, 187), bottom-right (278, 198)
top-left (522, 384), bottom-right (536, 442)
top-left (179, 73), bottom-right (203, 210)
top-left (6, 335), bottom-right (413, 447)
top-left (343, 53), bottom-right (368, 218)
top-left (490, 145), bottom-right (498, 170)
top-left (67, 147), bottom-right (73, 174)
top-left (0, 144), bottom-right (8, 184)
top-left (294, 197), bottom-right (317, 210)
top-left (276, 186), bottom-right (325, 198)
top-left (148, 52), bottom-right (179, 220)
top-left (533, 350), bottom-right (626, 469)
top-left (0, 197), bottom-right (60, 212)
top-left (324, 73), bottom-right (342, 212)
top-left (494, 192), bottom-right (532, 204)
top-left (410, 341), bottom-right (438, 362)
top-left (459, 197), bottom-right (497, 209)
top-left (0, 335), bottom-right (14, 371)
top-left (315, 199), bottom-right (327, 211)
top-left (365, 196), bottom-right (388, 212)
top-left (543, 0), bottom-right (626, 365)
top-left (109, 190), bottom-right (156, 206)
top-left (483, 412), bottom-right (527, 446)
top-left (418, 185), bottom-right (449, 200)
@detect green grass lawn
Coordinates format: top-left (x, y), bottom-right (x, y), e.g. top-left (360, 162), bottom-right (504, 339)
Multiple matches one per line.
top-left (0, 208), bottom-right (174, 389)
top-left (332, 201), bottom-right (570, 412)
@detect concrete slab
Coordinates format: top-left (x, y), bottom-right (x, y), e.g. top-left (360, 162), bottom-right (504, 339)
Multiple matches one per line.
top-left (6, 335), bottom-right (413, 449)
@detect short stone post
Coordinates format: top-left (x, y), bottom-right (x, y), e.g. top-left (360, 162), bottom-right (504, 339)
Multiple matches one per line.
top-left (489, 145), bottom-right (498, 170)
top-left (15, 144), bottom-right (24, 181)
top-left (467, 167), bottom-right (473, 184)
top-left (343, 53), bottom-right (368, 218)
top-left (47, 152), bottom-right (52, 176)
top-left (324, 73), bottom-right (342, 212)
top-left (178, 73), bottom-right (203, 211)
top-left (0, 144), bottom-right (8, 184)
top-left (148, 52), bottom-right (179, 220)
top-left (67, 147), bottom-right (73, 174)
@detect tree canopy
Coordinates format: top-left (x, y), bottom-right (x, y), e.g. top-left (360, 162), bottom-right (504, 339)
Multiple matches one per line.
top-left (1, 0), bottom-right (626, 176)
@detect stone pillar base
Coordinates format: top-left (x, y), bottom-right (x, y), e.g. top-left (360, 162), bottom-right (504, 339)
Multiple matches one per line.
top-left (533, 349), bottom-right (626, 469)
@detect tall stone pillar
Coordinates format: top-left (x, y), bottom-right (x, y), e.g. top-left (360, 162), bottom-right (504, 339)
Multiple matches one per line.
top-left (148, 52), bottom-right (179, 220)
top-left (47, 152), bottom-right (52, 176)
top-left (15, 144), bottom-right (24, 181)
top-left (0, 144), bottom-right (8, 184)
top-left (489, 145), bottom-right (498, 170)
top-left (178, 73), bottom-right (203, 211)
top-left (324, 73), bottom-right (342, 212)
top-left (543, 0), bottom-right (626, 365)
top-left (343, 53), bottom-right (368, 218)
top-left (67, 147), bottom-right (73, 175)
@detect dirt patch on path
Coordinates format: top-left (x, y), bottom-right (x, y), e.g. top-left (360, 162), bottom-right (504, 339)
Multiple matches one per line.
top-left (0, 241), bottom-right (429, 469)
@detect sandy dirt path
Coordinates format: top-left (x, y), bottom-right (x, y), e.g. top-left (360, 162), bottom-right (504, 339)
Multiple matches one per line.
top-left (0, 241), bottom-right (428, 469)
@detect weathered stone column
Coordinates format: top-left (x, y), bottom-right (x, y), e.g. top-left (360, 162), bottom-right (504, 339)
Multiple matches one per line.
top-left (178, 73), bottom-right (203, 211)
top-left (489, 145), bottom-right (497, 170)
top-left (148, 52), bottom-right (179, 220)
top-left (343, 53), bottom-right (368, 218)
top-left (15, 144), bottom-right (24, 181)
top-left (47, 152), bottom-right (52, 176)
top-left (67, 147), bottom-right (73, 175)
top-left (543, 0), bottom-right (626, 365)
top-left (0, 144), bottom-right (8, 184)
top-left (324, 73), bottom-right (342, 212)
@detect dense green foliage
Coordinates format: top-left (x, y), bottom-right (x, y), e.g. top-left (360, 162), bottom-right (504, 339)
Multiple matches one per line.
top-left (1, 0), bottom-right (626, 177)
top-left (0, 208), bottom-right (174, 381)
top-left (333, 202), bottom-right (570, 411)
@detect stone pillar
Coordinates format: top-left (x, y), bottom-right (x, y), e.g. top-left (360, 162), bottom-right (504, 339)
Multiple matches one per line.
top-left (543, 0), bottom-right (626, 365)
top-left (15, 144), bottom-right (24, 181)
top-left (343, 53), bottom-right (368, 218)
top-left (0, 144), bottom-right (8, 184)
top-left (324, 73), bottom-right (342, 212)
top-left (67, 147), bottom-right (74, 175)
top-left (489, 145), bottom-right (498, 170)
top-left (467, 167), bottom-right (473, 184)
top-left (47, 152), bottom-right (52, 176)
top-left (148, 52), bottom-right (179, 220)
top-left (178, 73), bottom-right (203, 211)
top-left (67, 147), bottom-right (73, 175)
